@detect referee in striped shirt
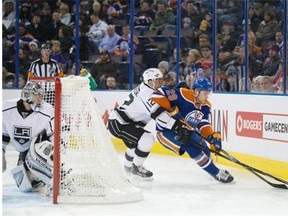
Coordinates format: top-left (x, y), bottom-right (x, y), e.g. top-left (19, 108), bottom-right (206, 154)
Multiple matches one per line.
top-left (28, 43), bottom-right (64, 79)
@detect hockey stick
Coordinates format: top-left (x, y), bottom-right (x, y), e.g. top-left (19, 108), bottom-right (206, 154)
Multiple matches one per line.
top-left (219, 148), bottom-right (288, 189)
top-left (194, 141), bottom-right (288, 189)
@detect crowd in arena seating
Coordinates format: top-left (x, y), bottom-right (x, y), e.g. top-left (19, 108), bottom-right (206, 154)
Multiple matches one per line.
top-left (2, 0), bottom-right (287, 93)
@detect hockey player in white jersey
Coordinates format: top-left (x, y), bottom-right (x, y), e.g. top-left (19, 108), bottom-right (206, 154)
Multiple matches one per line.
top-left (2, 82), bottom-right (54, 192)
top-left (108, 68), bottom-right (178, 179)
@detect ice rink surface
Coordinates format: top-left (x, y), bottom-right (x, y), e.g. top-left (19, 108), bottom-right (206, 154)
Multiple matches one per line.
top-left (2, 146), bottom-right (288, 216)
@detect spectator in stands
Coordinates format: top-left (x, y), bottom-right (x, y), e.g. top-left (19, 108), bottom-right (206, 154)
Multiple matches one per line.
top-left (27, 13), bottom-right (46, 43)
top-left (233, 45), bottom-right (245, 65)
top-left (200, 44), bottom-right (213, 65)
top-left (238, 77), bottom-right (252, 92)
top-left (18, 49), bottom-right (30, 80)
top-left (2, 66), bottom-right (15, 88)
top-left (27, 40), bottom-right (40, 64)
top-left (3, 72), bottom-right (15, 89)
top-left (158, 60), bottom-right (169, 78)
top-left (18, 73), bottom-right (26, 89)
top-left (67, 61), bottom-right (83, 76)
top-left (245, 29), bottom-right (265, 79)
top-left (78, 14), bottom-right (90, 61)
top-left (163, 71), bottom-right (176, 88)
top-left (41, 3), bottom-right (53, 38)
top-left (5, 23), bottom-right (35, 53)
top-left (215, 33), bottom-right (223, 50)
top-left (150, 1), bottom-right (175, 32)
top-left (114, 25), bottom-right (139, 62)
top-left (86, 13), bottom-right (108, 53)
top-left (57, 26), bottom-right (74, 60)
top-left (134, 0), bottom-right (155, 27)
top-left (2, 0), bottom-right (15, 21)
top-left (262, 44), bottom-right (281, 78)
top-left (202, 61), bottom-right (213, 82)
top-left (197, 33), bottom-right (210, 49)
top-left (91, 1), bottom-right (109, 24)
top-left (249, 4), bottom-right (263, 33)
top-left (90, 49), bottom-right (118, 89)
top-left (98, 25), bottom-right (120, 54)
top-left (217, 0), bottom-right (241, 27)
top-left (184, 49), bottom-right (203, 78)
top-left (19, 2), bottom-right (32, 24)
top-left (185, 69), bottom-right (196, 90)
top-left (251, 75), bottom-right (262, 93)
top-left (59, 3), bottom-right (72, 26)
top-left (169, 48), bottom-right (185, 75)
top-left (158, 60), bottom-right (177, 87)
top-left (219, 19), bottom-right (239, 51)
top-left (274, 31), bottom-right (284, 58)
top-left (168, 0), bottom-right (177, 15)
top-left (259, 75), bottom-right (275, 93)
top-left (199, 11), bottom-right (212, 35)
top-left (255, 9), bottom-right (279, 47)
top-left (50, 40), bottom-right (68, 73)
top-left (275, 77), bottom-right (288, 94)
top-left (106, 76), bottom-right (119, 90)
top-left (181, 0), bottom-right (201, 30)
top-left (28, 43), bottom-right (64, 79)
top-left (217, 45), bottom-right (242, 92)
top-left (47, 10), bottom-right (65, 41)
top-left (107, 0), bottom-right (127, 19)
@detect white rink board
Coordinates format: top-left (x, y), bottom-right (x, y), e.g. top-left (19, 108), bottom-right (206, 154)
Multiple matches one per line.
top-left (2, 90), bottom-right (288, 162)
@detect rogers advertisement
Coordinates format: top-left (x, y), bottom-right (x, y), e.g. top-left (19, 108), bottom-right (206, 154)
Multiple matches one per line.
top-left (236, 111), bottom-right (288, 142)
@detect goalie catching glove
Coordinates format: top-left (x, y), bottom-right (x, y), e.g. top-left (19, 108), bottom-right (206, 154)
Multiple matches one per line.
top-left (207, 132), bottom-right (222, 151)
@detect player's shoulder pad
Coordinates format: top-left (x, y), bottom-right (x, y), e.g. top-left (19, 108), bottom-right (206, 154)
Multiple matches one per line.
top-left (180, 88), bottom-right (194, 101)
top-left (2, 99), bottom-right (19, 111)
top-left (151, 87), bottom-right (172, 110)
top-left (205, 99), bottom-right (212, 108)
top-left (39, 102), bottom-right (54, 115)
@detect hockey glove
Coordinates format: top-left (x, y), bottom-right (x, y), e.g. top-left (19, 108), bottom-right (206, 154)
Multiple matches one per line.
top-left (172, 119), bottom-right (191, 144)
top-left (207, 132), bottom-right (222, 151)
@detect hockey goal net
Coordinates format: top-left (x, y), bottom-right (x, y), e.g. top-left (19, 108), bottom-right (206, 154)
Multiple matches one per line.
top-left (30, 76), bottom-right (143, 204)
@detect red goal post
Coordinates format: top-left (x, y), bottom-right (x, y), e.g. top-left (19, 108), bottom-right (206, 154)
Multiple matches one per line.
top-left (30, 76), bottom-right (143, 204)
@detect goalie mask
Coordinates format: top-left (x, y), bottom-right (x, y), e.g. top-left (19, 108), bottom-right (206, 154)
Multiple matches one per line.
top-left (21, 82), bottom-right (45, 111)
top-left (142, 68), bottom-right (163, 89)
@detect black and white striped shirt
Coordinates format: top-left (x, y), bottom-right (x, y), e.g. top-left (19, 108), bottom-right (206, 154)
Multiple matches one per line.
top-left (28, 58), bottom-right (64, 79)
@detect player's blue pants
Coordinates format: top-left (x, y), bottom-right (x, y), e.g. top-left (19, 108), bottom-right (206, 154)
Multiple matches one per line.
top-left (156, 130), bottom-right (219, 176)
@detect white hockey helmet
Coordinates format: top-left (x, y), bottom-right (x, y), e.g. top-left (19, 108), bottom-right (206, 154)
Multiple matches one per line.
top-left (21, 82), bottom-right (45, 111)
top-left (142, 68), bottom-right (163, 86)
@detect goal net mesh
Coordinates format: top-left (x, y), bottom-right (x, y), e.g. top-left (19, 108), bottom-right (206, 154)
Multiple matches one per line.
top-left (32, 76), bottom-right (142, 204)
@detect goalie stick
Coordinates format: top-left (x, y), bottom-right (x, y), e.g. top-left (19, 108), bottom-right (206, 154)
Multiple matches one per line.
top-left (194, 140), bottom-right (288, 190)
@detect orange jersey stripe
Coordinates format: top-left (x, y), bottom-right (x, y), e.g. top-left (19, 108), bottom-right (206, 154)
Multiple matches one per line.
top-left (157, 131), bottom-right (180, 154)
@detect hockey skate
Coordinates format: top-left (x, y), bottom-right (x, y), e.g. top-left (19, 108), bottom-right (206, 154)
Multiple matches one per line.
top-left (214, 170), bottom-right (234, 183)
top-left (131, 164), bottom-right (153, 179)
top-left (124, 165), bottom-right (132, 173)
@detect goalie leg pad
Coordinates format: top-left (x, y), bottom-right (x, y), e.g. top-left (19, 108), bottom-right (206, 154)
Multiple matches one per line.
top-left (25, 137), bottom-right (53, 185)
top-left (11, 165), bottom-right (34, 192)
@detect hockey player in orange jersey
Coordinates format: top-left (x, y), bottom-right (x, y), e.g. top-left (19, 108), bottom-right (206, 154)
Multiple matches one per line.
top-left (151, 78), bottom-right (234, 183)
